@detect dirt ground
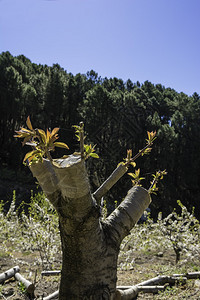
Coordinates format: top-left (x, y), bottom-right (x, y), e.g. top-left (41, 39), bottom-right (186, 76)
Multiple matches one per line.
top-left (1, 248), bottom-right (200, 299)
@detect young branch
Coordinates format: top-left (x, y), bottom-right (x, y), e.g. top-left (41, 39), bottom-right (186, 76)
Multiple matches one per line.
top-left (125, 143), bottom-right (151, 167)
top-left (79, 122), bottom-right (84, 159)
top-left (93, 163), bottom-right (128, 204)
top-left (93, 137), bottom-right (154, 203)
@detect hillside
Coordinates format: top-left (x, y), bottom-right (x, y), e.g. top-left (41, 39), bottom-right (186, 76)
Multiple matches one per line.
top-left (1, 51), bottom-right (200, 218)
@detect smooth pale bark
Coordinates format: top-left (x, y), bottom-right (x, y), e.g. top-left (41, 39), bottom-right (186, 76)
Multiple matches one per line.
top-left (14, 272), bottom-right (35, 294)
top-left (172, 272), bottom-right (200, 279)
top-left (43, 290), bottom-right (59, 300)
top-left (105, 186), bottom-right (151, 247)
top-left (115, 287), bottom-right (139, 300)
top-left (93, 164), bottom-right (128, 204)
top-left (0, 266), bottom-right (20, 283)
top-left (137, 275), bottom-right (187, 286)
top-left (41, 270), bottom-right (61, 276)
top-left (137, 285), bottom-right (166, 293)
top-left (117, 285), bottom-right (166, 292)
top-left (30, 155), bottom-right (151, 300)
top-left (115, 285), bottom-right (166, 299)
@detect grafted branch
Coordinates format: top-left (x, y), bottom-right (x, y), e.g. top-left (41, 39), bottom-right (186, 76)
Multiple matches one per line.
top-left (93, 164), bottom-right (128, 204)
top-left (93, 135), bottom-right (155, 204)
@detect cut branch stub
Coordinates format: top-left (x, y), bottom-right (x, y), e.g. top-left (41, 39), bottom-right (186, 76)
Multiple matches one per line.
top-left (30, 159), bottom-right (58, 196)
top-left (30, 154), bottom-right (95, 219)
top-left (105, 186), bottom-right (151, 246)
top-left (53, 155), bottom-right (90, 199)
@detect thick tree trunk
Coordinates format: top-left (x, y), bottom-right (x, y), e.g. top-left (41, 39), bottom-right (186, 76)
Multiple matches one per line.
top-left (30, 155), bottom-right (151, 299)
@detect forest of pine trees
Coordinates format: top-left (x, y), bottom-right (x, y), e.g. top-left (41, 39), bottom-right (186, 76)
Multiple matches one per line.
top-left (1, 51), bottom-right (200, 219)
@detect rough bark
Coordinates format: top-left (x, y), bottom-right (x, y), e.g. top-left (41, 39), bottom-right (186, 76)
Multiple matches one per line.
top-left (30, 155), bottom-right (151, 300)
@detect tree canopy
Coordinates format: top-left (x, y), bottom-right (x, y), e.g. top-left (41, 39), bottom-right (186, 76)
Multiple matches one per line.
top-left (1, 51), bottom-right (200, 219)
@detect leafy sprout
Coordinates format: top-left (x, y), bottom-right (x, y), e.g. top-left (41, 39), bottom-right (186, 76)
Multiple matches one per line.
top-left (128, 168), bottom-right (145, 186)
top-left (84, 144), bottom-right (99, 159)
top-left (148, 170), bottom-right (167, 194)
top-left (125, 132), bottom-right (166, 192)
top-left (124, 149), bottom-right (136, 167)
top-left (140, 130), bottom-right (156, 156)
top-left (120, 131), bottom-right (157, 167)
top-left (73, 122), bottom-right (99, 160)
top-left (147, 130), bottom-right (157, 144)
top-left (14, 116), bottom-right (69, 165)
top-left (73, 122), bottom-right (84, 142)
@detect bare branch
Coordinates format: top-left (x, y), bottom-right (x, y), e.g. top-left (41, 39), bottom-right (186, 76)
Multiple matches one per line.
top-left (43, 290), bottom-right (59, 300)
top-left (137, 275), bottom-right (187, 286)
top-left (93, 163), bottom-right (128, 203)
top-left (0, 266), bottom-right (20, 283)
top-left (15, 272), bottom-right (35, 294)
top-left (41, 270), bottom-right (61, 276)
top-left (115, 286), bottom-right (139, 299)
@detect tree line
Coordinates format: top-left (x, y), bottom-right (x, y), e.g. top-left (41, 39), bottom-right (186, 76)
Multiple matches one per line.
top-left (1, 51), bottom-right (200, 219)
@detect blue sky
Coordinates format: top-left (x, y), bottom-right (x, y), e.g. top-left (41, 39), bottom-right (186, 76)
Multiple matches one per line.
top-left (1, 0), bottom-right (200, 95)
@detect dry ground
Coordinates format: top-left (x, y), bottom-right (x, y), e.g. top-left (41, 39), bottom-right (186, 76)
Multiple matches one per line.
top-left (1, 247), bottom-right (200, 299)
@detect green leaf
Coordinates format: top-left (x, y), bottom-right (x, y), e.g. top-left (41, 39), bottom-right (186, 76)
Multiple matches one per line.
top-left (23, 150), bottom-right (41, 162)
top-left (89, 153), bottom-right (99, 158)
top-left (46, 129), bottom-right (51, 144)
top-left (38, 129), bottom-right (46, 144)
top-left (26, 116), bottom-right (33, 130)
top-left (22, 136), bottom-right (32, 146)
top-left (14, 131), bottom-right (31, 138)
top-left (75, 134), bottom-right (80, 141)
top-left (54, 142), bottom-right (69, 149)
top-left (84, 144), bottom-right (91, 152)
top-left (117, 162), bottom-right (125, 167)
top-left (20, 127), bottom-right (33, 133)
top-left (51, 127), bottom-right (60, 137)
top-left (130, 162), bottom-right (136, 167)
top-left (128, 172), bottom-right (136, 179)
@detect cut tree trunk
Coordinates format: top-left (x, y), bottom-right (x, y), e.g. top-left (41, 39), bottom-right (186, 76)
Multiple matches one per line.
top-left (30, 155), bottom-right (151, 300)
